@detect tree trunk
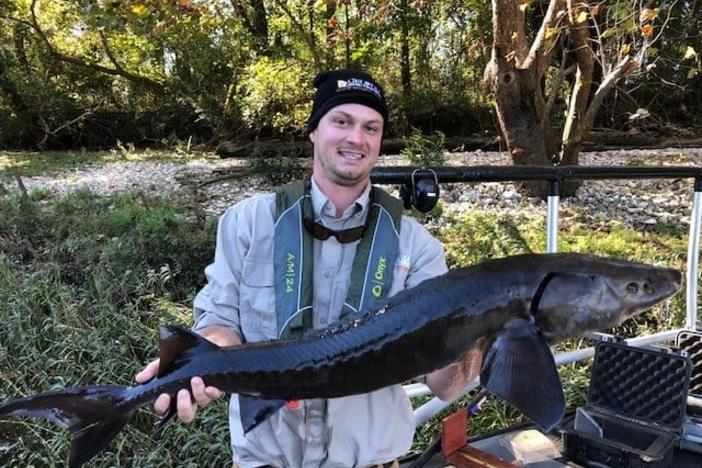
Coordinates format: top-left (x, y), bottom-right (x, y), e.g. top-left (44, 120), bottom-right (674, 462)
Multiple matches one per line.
top-left (323, 0), bottom-right (336, 66)
top-left (485, 0), bottom-right (562, 196)
top-left (399, 0), bottom-right (412, 97)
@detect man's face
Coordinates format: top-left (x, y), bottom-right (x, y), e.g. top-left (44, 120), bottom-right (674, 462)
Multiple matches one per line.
top-left (309, 103), bottom-right (383, 189)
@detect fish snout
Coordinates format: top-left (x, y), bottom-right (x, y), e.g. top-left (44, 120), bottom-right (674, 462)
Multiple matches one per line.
top-left (644, 268), bottom-right (682, 296)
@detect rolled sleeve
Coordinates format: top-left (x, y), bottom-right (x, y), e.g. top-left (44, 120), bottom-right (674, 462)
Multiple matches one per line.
top-left (402, 217), bottom-right (448, 288)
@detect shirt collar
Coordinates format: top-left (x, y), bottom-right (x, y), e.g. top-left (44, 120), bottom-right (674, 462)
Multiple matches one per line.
top-left (310, 177), bottom-right (371, 222)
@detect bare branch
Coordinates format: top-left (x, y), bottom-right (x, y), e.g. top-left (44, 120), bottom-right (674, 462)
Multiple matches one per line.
top-left (521, 0), bottom-right (567, 72)
top-left (53, 100), bottom-right (104, 136)
top-left (546, 57), bottom-right (575, 114)
top-left (582, 55), bottom-right (639, 131)
top-left (37, 99), bottom-right (104, 146)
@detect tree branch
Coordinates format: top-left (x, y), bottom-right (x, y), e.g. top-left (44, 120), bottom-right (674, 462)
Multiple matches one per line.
top-left (24, 0), bottom-right (164, 90)
top-left (270, 0), bottom-right (321, 69)
top-left (545, 58), bottom-right (575, 114)
top-left (560, 3), bottom-right (595, 148)
top-left (582, 55), bottom-right (639, 132)
top-left (521, 0), bottom-right (567, 72)
top-left (229, 0), bottom-right (256, 33)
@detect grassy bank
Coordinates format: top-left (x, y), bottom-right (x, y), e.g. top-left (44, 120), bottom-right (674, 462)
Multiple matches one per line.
top-left (0, 188), bottom-right (690, 466)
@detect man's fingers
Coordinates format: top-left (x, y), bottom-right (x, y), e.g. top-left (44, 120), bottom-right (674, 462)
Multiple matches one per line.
top-left (191, 377), bottom-right (224, 406)
top-left (154, 393), bottom-right (171, 415)
top-left (178, 389), bottom-right (197, 423)
top-left (191, 377), bottom-right (211, 406)
top-left (135, 359), bottom-right (160, 384)
top-left (205, 386), bottom-right (224, 399)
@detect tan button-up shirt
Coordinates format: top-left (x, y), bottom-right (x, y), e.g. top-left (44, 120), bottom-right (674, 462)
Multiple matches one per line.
top-left (193, 179), bottom-right (447, 467)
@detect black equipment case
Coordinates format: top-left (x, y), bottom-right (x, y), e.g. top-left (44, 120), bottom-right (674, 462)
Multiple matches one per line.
top-left (562, 340), bottom-right (692, 468)
top-left (677, 330), bottom-right (702, 398)
top-left (676, 330), bottom-right (702, 453)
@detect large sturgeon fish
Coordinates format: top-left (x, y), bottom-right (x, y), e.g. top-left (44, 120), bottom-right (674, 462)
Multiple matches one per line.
top-left (0, 253), bottom-right (682, 467)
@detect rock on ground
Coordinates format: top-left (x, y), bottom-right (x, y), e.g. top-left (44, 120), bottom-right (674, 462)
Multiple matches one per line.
top-left (17, 148), bottom-right (702, 230)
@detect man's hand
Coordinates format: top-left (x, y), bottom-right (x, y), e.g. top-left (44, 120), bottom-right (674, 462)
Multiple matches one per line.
top-left (134, 325), bottom-right (242, 423)
top-left (425, 337), bottom-right (491, 401)
top-left (135, 358), bottom-right (223, 423)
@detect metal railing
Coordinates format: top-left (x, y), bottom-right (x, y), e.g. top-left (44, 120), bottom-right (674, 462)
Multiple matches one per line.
top-left (370, 165), bottom-right (702, 427)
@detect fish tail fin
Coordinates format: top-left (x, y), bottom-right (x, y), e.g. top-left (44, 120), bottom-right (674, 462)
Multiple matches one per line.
top-left (0, 384), bottom-right (135, 468)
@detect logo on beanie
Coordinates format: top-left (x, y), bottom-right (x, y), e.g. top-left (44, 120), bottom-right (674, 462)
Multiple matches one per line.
top-left (336, 78), bottom-right (382, 100)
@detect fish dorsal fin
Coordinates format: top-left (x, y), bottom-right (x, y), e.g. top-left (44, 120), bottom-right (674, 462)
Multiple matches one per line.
top-left (158, 325), bottom-right (218, 377)
top-left (480, 318), bottom-right (565, 432)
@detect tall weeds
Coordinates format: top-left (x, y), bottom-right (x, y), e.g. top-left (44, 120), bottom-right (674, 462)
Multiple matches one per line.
top-left (0, 190), bottom-right (690, 465)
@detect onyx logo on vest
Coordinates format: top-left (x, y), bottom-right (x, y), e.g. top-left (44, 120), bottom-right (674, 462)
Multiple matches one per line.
top-left (371, 256), bottom-right (388, 298)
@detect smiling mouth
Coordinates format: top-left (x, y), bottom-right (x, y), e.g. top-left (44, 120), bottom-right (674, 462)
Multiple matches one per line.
top-left (338, 150), bottom-right (364, 160)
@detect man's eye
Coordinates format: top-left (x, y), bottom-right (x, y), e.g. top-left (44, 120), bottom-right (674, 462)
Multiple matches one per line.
top-left (366, 126), bottom-right (379, 133)
top-left (334, 119), bottom-right (348, 126)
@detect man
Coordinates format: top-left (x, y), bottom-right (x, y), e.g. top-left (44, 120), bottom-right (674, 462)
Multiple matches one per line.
top-left (136, 69), bottom-right (481, 467)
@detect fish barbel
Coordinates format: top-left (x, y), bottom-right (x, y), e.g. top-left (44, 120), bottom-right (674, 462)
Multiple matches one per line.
top-left (0, 253), bottom-right (682, 467)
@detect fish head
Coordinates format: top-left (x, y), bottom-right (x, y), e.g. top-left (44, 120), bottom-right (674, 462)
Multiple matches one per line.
top-left (533, 256), bottom-right (682, 342)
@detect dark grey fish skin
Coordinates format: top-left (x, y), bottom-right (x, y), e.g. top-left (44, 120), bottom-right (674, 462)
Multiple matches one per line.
top-left (0, 253), bottom-right (682, 467)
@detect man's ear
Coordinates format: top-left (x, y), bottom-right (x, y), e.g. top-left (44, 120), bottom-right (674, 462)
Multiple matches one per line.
top-left (308, 130), bottom-right (316, 144)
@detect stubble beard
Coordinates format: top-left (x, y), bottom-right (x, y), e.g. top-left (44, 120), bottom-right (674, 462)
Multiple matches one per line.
top-left (327, 166), bottom-right (370, 187)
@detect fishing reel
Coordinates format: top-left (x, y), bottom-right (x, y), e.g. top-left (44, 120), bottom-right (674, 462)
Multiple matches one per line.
top-left (399, 168), bottom-right (440, 213)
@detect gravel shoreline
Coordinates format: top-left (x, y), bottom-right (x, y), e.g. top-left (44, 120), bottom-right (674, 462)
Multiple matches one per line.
top-left (18, 148), bottom-right (702, 230)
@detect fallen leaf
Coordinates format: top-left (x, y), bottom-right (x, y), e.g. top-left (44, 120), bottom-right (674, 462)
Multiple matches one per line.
top-left (620, 43), bottom-right (631, 55)
top-left (575, 11), bottom-right (588, 23)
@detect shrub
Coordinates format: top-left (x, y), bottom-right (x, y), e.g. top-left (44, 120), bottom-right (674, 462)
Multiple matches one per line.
top-left (401, 128), bottom-right (447, 167)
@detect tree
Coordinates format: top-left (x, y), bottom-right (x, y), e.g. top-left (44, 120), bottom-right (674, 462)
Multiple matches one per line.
top-left (484, 0), bottom-right (677, 195)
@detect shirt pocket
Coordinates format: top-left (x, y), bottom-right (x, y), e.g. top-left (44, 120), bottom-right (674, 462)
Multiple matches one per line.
top-left (239, 258), bottom-right (277, 341)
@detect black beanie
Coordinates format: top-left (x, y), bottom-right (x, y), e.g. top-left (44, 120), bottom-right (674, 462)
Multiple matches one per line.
top-left (307, 69), bottom-right (388, 131)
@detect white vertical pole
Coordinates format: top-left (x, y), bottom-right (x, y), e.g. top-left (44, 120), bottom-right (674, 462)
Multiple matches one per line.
top-left (686, 183), bottom-right (702, 329)
top-left (546, 181), bottom-right (560, 253)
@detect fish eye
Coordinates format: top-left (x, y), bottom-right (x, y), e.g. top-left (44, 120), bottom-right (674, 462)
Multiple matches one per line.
top-left (626, 282), bottom-right (639, 294)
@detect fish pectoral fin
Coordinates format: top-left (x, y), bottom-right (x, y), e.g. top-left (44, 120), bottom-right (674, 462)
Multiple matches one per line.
top-left (158, 325), bottom-right (218, 377)
top-left (238, 395), bottom-right (286, 433)
top-left (480, 318), bottom-right (565, 432)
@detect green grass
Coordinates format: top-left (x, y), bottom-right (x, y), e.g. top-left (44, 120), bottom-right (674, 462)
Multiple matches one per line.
top-left (0, 149), bottom-right (214, 180)
top-left (0, 184), bottom-right (692, 465)
top-left (0, 188), bottom-right (225, 467)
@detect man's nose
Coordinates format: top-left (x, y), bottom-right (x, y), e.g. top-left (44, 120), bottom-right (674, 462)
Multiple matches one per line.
top-left (345, 124), bottom-right (364, 145)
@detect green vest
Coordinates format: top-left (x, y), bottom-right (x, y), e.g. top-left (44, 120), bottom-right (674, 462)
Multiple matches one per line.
top-left (273, 179), bottom-right (402, 339)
